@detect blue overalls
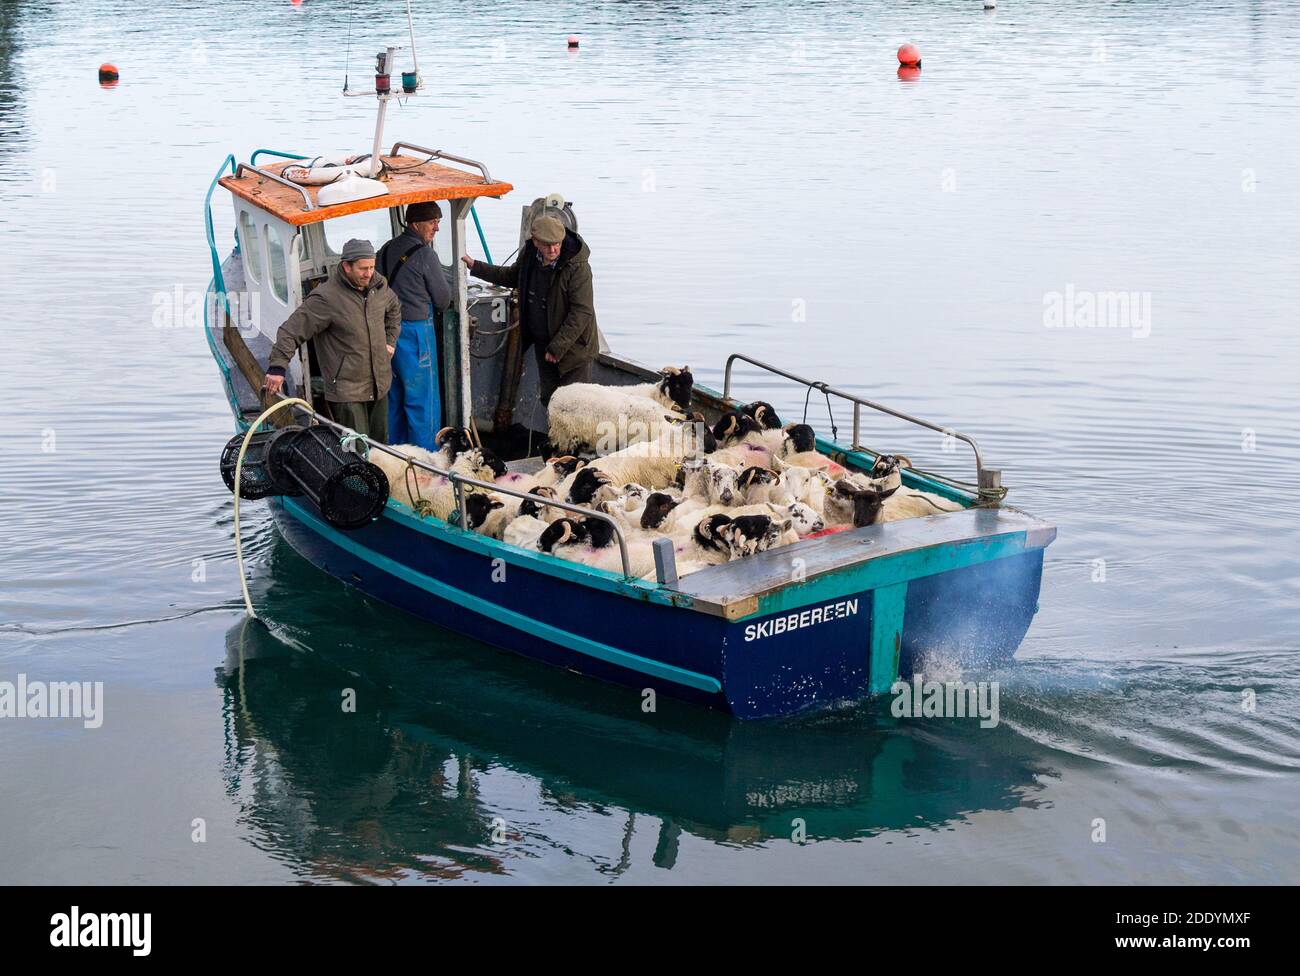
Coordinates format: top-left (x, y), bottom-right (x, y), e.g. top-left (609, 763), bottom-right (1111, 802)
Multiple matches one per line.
top-left (387, 308), bottom-right (441, 449)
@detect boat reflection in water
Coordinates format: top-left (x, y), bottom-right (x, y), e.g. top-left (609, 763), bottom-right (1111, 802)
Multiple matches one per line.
top-left (216, 541), bottom-right (1051, 881)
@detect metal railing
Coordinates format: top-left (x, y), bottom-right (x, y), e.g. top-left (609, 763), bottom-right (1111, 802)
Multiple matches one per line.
top-left (389, 142), bottom-right (495, 184)
top-left (268, 400), bottom-right (634, 577)
top-left (235, 162), bottom-right (316, 212)
top-left (722, 353), bottom-right (1002, 498)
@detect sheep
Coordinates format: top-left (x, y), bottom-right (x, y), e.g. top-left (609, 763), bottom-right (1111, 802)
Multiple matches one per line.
top-left (563, 466), bottom-right (624, 507)
top-left (586, 421), bottom-right (712, 489)
top-left (736, 465), bottom-right (783, 505)
top-left (369, 443), bottom-right (443, 509)
top-left (547, 387), bottom-right (673, 458)
top-left (614, 365), bottom-right (695, 413)
top-left (537, 517), bottom-right (658, 579)
top-left (504, 513), bottom-right (552, 550)
top-left (740, 401), bottom-right (783, 430)
top-left (678, 458), bottom-right (741, 506)
top-left (769, 456), bottom-right (834, 513)
top-left (879, 485), bottom-right (965, 522)
top-left (721, 513), bottom-right (795, 558)
top-left (534, 455), bottom-right (587, 488)
top-left (370, 447), bottom-right (506, 519)
top-left (463, 492), bottom-right (512, 538)
top-left (690, 502), bottom-right (807, 545)
top-left (546, 366), bottom-right (693, 455)
top-left (512, 485), bottom-right (562, 521)
top-left (671, 514), bottom-right (736, 573)
top-left (711, 410), bottom-right (764, 445)
top-left (430, 426), bottom-right (477, 467)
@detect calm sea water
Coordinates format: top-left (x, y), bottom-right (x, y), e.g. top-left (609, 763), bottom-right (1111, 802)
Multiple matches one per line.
top-left (1, 0), bottom-right (1298, 884)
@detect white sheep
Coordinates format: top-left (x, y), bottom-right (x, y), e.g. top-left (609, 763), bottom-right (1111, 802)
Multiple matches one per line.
top-left (587, 422), bottom-right (709, 490)
top-left (879, 485), bottom-right (965, 522)
top-left (503, 514), bottom-right (551, 550)
top-left (546, 366), bottom-right (693, 455)
top-left (370, 448), bottom-right (502, 520)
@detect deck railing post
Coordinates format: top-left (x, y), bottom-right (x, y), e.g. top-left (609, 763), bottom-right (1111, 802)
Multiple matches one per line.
top-left (452, 477), bottom-right (465, 527)
top-left (652, 538), bottom-right (678, 586)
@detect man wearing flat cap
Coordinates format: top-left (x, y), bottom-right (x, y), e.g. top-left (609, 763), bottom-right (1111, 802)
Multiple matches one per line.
top-left (264, 238), bottom-right (402, 441)
top-left (462, 213), bottom-right (599, 405)
top-left (377, 201), bottom-right (453, 448)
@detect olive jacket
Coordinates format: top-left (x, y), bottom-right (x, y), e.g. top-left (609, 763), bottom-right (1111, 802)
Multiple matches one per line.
top-left (469, 229), bottom-right (598, 374)
top-left (267, 264), bottom-right (402, 403)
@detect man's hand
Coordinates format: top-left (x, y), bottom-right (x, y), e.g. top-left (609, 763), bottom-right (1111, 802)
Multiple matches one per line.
top-left (386, 344), bottom-right (395, 357)
top-left (544, 352), bottom-right (558, 364)
top-left (461, 255), bottom-right (475, 270)
top-left (263, 373), bottom-right (285, 397)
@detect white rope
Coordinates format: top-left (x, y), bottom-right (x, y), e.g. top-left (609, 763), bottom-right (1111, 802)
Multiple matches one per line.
top-left (233, 398), bottom-right (312, 617)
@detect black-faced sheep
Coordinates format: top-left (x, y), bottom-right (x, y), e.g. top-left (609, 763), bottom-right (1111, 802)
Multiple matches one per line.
top-left (546, 366), bottom-right (694, 455)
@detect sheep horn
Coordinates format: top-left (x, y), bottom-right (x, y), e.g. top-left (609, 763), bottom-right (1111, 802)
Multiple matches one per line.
top-left (434, 426), bottom-right (454, 445)
top-left (895, 455), bottom-right (914, 469)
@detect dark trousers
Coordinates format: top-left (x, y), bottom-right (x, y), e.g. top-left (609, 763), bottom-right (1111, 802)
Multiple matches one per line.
top-left (535, 346), bottom-right (593, 406)
top-left (330, 396), bottom-right (389, 444)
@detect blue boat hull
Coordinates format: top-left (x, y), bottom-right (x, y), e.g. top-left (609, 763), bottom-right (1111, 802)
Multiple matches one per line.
top-left (269, 494), bottom-right (1047, 719)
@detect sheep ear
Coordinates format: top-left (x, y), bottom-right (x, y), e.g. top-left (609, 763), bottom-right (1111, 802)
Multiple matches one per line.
top-left (490, 499), bottom-right (505, 509)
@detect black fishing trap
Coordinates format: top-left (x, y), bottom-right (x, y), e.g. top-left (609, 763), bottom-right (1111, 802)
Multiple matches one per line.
top-left (219, 425), bottom-right (389, 529)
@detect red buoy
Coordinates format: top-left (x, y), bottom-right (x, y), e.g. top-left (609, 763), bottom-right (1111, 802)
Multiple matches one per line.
top-left (567, 35), bottom-right (580, 48)
top-left (897, 43), bottom-right (921, 67)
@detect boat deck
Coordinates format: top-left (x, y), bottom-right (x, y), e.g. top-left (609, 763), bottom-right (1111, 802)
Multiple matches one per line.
top-left (670, 507), bottom-right (1056, 618)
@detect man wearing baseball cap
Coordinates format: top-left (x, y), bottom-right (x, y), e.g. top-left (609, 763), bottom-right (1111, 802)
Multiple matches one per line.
top-left (264, 238), bottom-right (402, 441)
top-left (462, 213), bottom-right (599, 405)
top-left (377, 201), bottom-right (452, 448)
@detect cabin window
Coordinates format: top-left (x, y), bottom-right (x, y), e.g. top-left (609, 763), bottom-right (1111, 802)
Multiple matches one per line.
top-left (266, 224), bottom-right (291, 305)
top-left (322, 209), bottom-right (395, 262)
top-left (238, 211), bottom-right (262, 285)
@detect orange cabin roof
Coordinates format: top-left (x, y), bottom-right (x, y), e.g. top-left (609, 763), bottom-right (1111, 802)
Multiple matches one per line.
top-left (218, 155), bottom-right (513, 226)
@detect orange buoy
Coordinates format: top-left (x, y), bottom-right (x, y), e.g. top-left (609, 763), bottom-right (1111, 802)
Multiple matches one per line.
top-left (897, 44), bottom-right (921, 67)
top-left (567, 35), bottom-right (580, 48)
top-left (98, 63), bottom-right (119, 83)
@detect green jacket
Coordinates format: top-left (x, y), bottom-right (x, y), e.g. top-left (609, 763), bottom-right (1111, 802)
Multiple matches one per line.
top-left (268, 264), bottom-right (402, 403)
top-left (470, 229), bottom-right (598, 374)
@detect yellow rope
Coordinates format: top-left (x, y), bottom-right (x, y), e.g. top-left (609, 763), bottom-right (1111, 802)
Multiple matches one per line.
top-left (233, 398), bottom-right (312, 617)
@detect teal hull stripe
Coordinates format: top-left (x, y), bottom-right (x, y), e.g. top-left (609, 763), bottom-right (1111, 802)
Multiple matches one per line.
top-left (282, 498), bottom-right (724, 695)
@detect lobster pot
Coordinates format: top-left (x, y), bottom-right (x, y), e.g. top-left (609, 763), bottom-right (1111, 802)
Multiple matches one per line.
top-left (276, 426), bottom-right (389, 529)
top-left (220, 429), bottom-right (287, 500)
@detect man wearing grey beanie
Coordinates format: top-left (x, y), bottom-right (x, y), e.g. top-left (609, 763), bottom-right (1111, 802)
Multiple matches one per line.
top-left (264, 237), bottom-right (403, 441)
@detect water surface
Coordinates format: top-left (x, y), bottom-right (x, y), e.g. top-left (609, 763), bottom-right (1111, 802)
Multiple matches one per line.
top-left (1, 0), bottom-right (1298, 883)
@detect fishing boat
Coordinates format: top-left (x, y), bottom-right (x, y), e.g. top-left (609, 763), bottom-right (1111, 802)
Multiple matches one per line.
top-left (202, 28), bottom-right (1055, 720)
